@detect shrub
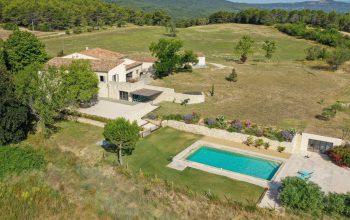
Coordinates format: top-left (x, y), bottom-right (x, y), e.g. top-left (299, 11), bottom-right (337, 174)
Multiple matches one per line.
top-left (324, 193), bottom-right (346, 216)
top-left (181, 98), bottom-right (190, 106)
top-left (264, 142), bottom-right (270, 150)
top-left (65, 30), bottom-right (70, 35)
top-left (0, 145), bottom-right (47, 179)
top-left (279, 177), bottom-right (324, 215)
top-left (183, 112), bottom-right (200, 124)
top-left (255, 127), bottom-right (264, 137)
top-left (327, 145), bottom-right (350, 167)
top-left (228, 120), bottom-right (243, 132)
top-left (306, 46), bottom-right (327, 60)
top-left (73, 27), bottom-right (82, 34)
top-left (2, 22), bottom-right (19, 31)
top-left (277, 146), bottom-right (286, 153)
top-left (215, 115), bottom-right (227, 129)
top-left (244, 119), bottom-right (252, 128)
top-left (205, 118), bottom-right (217, 128)
top-left (226, 68), bottom-right (238, 82)
top-left (245, 136), bottom-right (254, 146)
top-left (209, 84), bottom-right (215, 97)
top-left (254, 139), bottom-right (264, 148)
top-left (162, 114), bottom-right (183, 121)
top-left (326, 48), bottom-right (350, 70)
top-left (281, 129), bottom-right (295, 142)
top-left (330, 101), bottom-right (345, 111)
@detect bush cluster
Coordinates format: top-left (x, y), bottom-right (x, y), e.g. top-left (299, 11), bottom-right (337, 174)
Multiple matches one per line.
top-left (317, 101), bottom-right (346, 121)
top-left (276, 23), bottom-right (350, 48)
top-left (162, 113), bottom-right (200, 124)
top-left (279, 177), bottom-right (350, 218)
top-left (327, 145), bottom-right (350, 167)
top-left (0, 145), bottom-right (47, 179)
top-left (204, 118), bottom-right (295, 142)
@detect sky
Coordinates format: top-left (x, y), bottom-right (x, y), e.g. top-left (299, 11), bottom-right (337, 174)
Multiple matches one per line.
top-left (228, 0), bottom-right (350, 3)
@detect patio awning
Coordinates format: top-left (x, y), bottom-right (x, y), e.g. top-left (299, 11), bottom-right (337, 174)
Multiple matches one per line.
top-left (131, 89), bottom-right (163, 98)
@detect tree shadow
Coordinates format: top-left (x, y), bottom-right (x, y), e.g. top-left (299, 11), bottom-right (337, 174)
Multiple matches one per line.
top-left (309, 64), bottom-right (333, 71)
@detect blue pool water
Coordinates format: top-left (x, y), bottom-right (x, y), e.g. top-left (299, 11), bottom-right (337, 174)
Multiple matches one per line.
top-left (186, 146), bottom-right (281, 180)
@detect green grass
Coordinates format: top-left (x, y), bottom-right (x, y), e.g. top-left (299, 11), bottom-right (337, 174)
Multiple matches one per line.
top-left (0, 146), bottom-right (47, 179)
top-left (125, 127), bottom-right (265, 204)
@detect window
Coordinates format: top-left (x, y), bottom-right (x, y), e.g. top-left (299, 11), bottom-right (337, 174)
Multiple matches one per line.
top-left (308, 139), bottom-right (334, 153)
top-left (119, 91), bottom-right (129, 101)
top-left (126, 72), bottom-right (132, 82)
top-left (99, 75), bottom-right (105, 82)
top-left (112, 75), bottom-right (117, 82)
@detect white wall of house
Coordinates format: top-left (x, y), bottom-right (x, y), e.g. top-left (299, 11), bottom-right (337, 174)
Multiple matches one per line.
top-left (141, 62), bottom-right (154, 74)
top-left (96, 72), bottom-right (109, 98)
top-left (300, 133), bottom-right (343, 154)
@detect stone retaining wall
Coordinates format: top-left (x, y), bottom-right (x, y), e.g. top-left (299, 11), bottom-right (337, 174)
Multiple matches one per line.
top-left (163, 120), bottom-right (295, 153)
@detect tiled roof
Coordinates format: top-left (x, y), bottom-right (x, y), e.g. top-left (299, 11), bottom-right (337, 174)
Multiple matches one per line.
top-left (79, 48), bottom-right (126, 60)
top-left (126, 61), bottom-right (142, 70)
top-left (46, 57), bottom-right (124, 72)
top-left (135, 57), bottom-right (157, 63)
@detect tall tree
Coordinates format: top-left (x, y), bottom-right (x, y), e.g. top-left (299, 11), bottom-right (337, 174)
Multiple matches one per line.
top-left (165, 20), bottom-right (178, 37)
top-left (0, 66), bottom-right (32, 145)
top-left (234, 35), bottom-right (255, 63)
top-left (150, 38), bottom-right (183, 78)
top-left (103, 118), bottom-right (140, 165)
top-left (62, 60), bottom-right (99, 104)
top-left (4, 30), bottom-right (48, 72)
top-left (262, 40), bottom-right (277, 59)
top-left (14, 64), bottom-right (66, 134)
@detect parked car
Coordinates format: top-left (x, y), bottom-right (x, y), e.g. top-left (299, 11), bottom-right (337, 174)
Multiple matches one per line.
top-left (79, 96), bottom-right (98, 108)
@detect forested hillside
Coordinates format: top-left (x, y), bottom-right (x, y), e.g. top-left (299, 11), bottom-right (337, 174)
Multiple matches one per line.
top-left (0, 0), bottom-right (171, 31)
top-left (108, 0), bottom-right (246, 18)
top-left (249, 0), bottom-right (350, 13)
top-left (111, 0), bottom-right (350, 18)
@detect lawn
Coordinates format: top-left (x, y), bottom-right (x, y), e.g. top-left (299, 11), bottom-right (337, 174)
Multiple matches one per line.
top-left (125, 127), bottom-right (265, 204)
top-left (42, 23), bottom-right (350, 137)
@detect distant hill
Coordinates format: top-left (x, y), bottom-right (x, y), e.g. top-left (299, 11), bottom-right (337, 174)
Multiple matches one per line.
top-left (109, 0), bottom-right (350, 19)
top-left (249, 0), bottom-right (350, 12)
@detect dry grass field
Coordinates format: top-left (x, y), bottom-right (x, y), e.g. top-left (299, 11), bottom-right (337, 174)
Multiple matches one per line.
top-left (43, 23), bottom-right (350, 137)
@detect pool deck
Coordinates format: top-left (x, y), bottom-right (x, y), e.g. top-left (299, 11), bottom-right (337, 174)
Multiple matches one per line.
top-left (201, 136), bottom-right (291, 159)
top-left (259, 152), bottom-right (350, 209)
top-left (168, 140), bottom-right (287, 188)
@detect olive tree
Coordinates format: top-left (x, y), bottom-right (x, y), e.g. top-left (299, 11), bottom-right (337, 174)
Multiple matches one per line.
top-left (234, 35), bottom-right (254, 63)
top-left (262, 40), bottom-right (276, 59)
top-left (103, 118), bottom-right (140, 165)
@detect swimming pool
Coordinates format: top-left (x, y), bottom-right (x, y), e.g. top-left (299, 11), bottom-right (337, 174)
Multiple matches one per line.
top-left (186, 146), bottom-right (281, 180)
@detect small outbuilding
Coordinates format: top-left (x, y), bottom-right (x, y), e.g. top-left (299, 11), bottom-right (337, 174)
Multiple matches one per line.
top-left (194, 52), bottom-right (206, 68)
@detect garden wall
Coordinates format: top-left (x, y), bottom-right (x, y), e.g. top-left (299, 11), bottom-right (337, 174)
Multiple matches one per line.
top-left (163, 120), bottom-right (295, 153)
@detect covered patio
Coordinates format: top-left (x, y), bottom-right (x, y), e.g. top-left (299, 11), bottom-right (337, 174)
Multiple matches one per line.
top-left (131, 89), bottom-right (163, 102)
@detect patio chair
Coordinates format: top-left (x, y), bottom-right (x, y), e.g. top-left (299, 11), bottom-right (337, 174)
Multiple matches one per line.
top-left (297, 170), bottom-right (313, 180)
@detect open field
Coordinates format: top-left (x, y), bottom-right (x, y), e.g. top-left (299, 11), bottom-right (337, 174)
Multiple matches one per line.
top-left (0, 121), bottom-right (298, 219)
top-left (125, 127), bottom-right (265, 203)
top-left (43, 24), bottom-right (350, 137)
